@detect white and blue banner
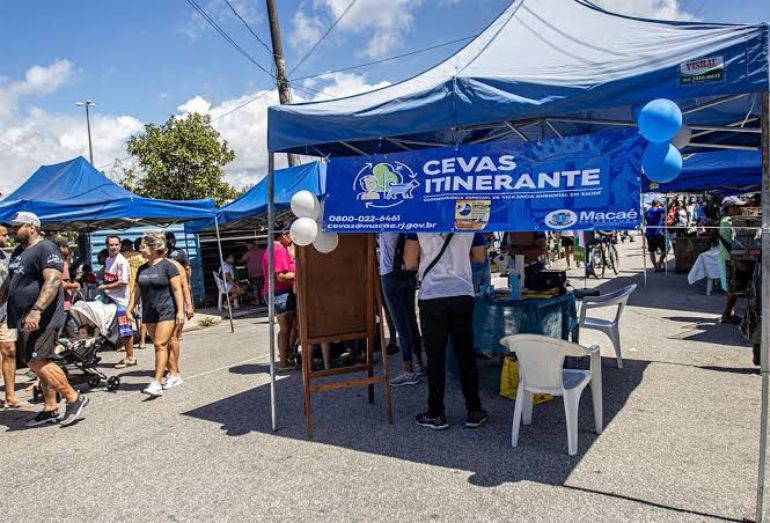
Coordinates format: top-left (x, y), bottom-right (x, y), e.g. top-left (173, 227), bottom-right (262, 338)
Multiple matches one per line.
top-left (323, 129), bottom-right (644, 233)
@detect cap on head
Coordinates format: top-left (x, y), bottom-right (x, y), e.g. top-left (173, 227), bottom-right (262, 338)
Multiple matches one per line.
top-left (52, 236), bottom-right (69, 248)
top-left (10, 211), bottom-right (41, 228)
top-left (722, 196), bottom-right (747, 209)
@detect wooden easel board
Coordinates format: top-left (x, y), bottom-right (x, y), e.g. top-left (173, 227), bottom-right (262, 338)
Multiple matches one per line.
top-left (295, 233), bottom-right (393, 437)
top-left (297, 234), bottom-right (371, 342)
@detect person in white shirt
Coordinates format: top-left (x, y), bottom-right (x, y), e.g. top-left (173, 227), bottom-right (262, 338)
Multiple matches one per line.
top-left (220, 253), bottom-right (247, 304)
top-left (404, 232), bottom-right (488, 430)
top-left (101, 235), bottom-right (135, 368)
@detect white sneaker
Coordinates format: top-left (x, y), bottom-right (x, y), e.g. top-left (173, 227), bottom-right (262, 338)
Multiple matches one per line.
top-left (162, 375), bottom-right (183, 390)
top-left (390, 372), bottom-right (420, 387)
top-left (142, 381), bottom-right (163, 397)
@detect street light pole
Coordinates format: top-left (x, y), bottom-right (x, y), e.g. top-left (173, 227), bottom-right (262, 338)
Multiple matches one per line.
top-left (75, 100), bottom-right (95, 164)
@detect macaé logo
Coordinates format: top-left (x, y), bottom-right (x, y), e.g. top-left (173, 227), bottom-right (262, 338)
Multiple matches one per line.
top-left (545, 209), bottom-right (578, 229)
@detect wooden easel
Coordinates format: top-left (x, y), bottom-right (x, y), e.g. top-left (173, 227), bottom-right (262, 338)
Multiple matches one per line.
top-left (295, 233), bottom-right (394, 438)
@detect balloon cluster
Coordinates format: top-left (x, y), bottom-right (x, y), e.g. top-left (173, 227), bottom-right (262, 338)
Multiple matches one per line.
top-left (289, 191), bottom-right (339, 254)
top-left (636, 99), bottom-right (689, 184)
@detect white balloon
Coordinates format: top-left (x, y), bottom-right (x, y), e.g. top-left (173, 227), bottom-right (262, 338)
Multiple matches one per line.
top-left (290, 191), bottom-right (320, 219)
top-left (313, 232), bottom-right (339, 254)
top-left (290, 217), bottom-right (318, 246)
top-left (672, 124), bottom-right (691, 149)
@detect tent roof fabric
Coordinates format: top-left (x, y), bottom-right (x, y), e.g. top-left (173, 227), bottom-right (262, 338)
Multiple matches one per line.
top-left (185, 161), bottom-right (325, 233)
top-left (267, 0), bottom-right (769, 155)
top-left (646, 150), bottom-right (761, 194)
top-left (0, 157), bottom-right (216, 229)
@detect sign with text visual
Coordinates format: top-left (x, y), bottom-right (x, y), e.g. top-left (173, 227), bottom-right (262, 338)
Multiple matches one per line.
top-left (323, 129), bottom-right (644, 233)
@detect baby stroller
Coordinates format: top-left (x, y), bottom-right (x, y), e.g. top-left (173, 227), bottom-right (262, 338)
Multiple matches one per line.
top-left (58, 300), bottom-right (122, 392)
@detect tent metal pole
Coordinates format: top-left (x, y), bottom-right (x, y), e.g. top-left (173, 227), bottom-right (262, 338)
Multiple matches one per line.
top-left (268, 152), bottom-right (277, 432)
top-left (755, 90), bottom-right (770, 523)
top-left (213, 215), bottom-right (235, 333)
top-left (640, 193), bottom-right (647, 289)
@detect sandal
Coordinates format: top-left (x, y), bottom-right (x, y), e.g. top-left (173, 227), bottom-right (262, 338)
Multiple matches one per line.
top-left (720, 315), bottom-right (742, 324)
top-left (115, 358), bottom-right (137, 369)
top-left (4, 400), bottom-right (32, 410)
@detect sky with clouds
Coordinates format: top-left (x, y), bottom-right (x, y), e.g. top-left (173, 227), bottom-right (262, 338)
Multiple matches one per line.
top-left (1, 0), bottom-right (768, 196)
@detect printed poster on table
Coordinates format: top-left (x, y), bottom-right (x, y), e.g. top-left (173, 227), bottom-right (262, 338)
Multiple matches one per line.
top-left (322, 129), bottom-right (645, 233)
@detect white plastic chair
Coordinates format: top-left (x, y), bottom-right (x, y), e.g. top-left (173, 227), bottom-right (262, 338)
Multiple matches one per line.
top-left (500, 334), bottom-right (603, 456)
top-left (213, 271), bottom-right (237, 311)
top-left (576, 284), bottom-right (637, 369)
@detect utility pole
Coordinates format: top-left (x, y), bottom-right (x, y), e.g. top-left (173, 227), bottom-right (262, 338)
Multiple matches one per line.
top-left (265, 0), bottom-right (298, 166)
top-left (75, 100), bottom-right (95, 164)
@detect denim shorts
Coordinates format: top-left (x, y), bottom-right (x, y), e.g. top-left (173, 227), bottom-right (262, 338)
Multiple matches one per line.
top-left (272, 291), bottom-right (296, 315)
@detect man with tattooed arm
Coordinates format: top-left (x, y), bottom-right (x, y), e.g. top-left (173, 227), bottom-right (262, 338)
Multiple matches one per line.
top-left (0, 212), bottom-right (89, 426)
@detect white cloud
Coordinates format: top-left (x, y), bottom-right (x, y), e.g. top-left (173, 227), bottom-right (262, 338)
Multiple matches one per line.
top-left (592, 0), bottom-right (698, 21)
top-left (0, 59), bottom-right (74, 119)
top-left (0, 61), bottom-right (389, 196)
top-left (290, 8), bottom-right (325, 50)
top-left (291, 0), bottom-right (423, 59)
top-left (0, 61), bottom-right (143, 196)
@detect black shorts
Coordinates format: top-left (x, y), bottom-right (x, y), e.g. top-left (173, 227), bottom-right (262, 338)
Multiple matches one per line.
top-left (646, 235), bottom-right (665, 253)
top-left (727, 261), bottom-right (753, 294)
top-left (20, 327), bottom-right (60, 361)
top-left (560, 237), bottom-right (574, 248)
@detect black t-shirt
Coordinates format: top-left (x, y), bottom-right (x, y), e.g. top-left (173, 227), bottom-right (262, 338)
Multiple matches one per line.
top-left (136, 259), bottom-right (179, 322)
top-left (169, 248), bottom-right (189, 269)
top-left (7, 240), bottom-right (65, 330)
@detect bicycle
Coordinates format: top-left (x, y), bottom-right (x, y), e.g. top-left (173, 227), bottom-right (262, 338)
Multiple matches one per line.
top-left (586, 232), bottom-right (619, 279)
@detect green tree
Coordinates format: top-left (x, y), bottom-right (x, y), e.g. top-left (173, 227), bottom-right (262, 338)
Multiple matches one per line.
top-left (124, 113), bottom-right (237, 205)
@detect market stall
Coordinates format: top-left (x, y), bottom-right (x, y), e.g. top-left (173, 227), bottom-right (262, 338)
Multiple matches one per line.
top-left (266, 0), bottom-right (769, 517)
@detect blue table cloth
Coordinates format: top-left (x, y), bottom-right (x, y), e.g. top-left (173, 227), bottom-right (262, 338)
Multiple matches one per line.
top-left (473, 292), bottom-right (578, 353)
top-left (447, 292), bottom-right (579, 377)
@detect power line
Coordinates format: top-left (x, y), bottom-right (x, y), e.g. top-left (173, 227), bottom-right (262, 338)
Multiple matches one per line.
top-left (290, 35), bottom-right (474, 82)
top-left (185, 0), bottom-right (275, 79)
top-left (222, 0), bottom-right (273, 57)
top-left (288, 0), bottom-right (358, 77)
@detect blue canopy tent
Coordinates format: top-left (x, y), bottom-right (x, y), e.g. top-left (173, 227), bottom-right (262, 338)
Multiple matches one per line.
top-left (265, 0), bottom-right (770, 517)
top-left (186, 161), bottom-right (325, 233)
top-left (645, 150), bottom-right (761, 194)
top-left (184, 161), bottom-right (324, 331)
top-left (0, 156), bottom-right (216, 229)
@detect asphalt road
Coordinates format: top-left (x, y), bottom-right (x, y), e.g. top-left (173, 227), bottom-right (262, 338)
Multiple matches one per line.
top-left (0, 240), bottom-right (763, 522)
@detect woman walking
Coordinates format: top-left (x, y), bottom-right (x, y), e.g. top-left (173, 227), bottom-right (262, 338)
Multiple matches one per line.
top-left (165, 250), bottom-right (194, 389)
top-left (126, 233), bottom-right (184, 397)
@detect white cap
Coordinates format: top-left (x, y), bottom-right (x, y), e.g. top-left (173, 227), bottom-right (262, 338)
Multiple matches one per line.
top-left (721, 196), bottom-right (747, 209)
top-left (10, 211), bottom-right (41, 228)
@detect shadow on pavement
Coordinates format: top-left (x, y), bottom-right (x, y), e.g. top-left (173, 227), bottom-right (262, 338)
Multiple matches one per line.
top-left (184, 355), bottom-right (647, 489)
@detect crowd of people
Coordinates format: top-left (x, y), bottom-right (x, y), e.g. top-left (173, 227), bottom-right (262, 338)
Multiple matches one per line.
top-left (0, 211), bottom-right (199, 427)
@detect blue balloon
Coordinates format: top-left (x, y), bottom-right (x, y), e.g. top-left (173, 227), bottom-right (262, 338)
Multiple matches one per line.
top-left (642, 142), bottom-right (682, 183)
top-left (638, 98), bottom-right (683, 143)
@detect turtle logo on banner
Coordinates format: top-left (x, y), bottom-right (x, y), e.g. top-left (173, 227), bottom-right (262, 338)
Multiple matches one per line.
top-left (354, 161), bottom-right (419, 208)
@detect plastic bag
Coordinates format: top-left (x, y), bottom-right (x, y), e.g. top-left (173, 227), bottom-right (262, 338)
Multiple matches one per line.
top-left (499, 355), bottom-right (553, 404)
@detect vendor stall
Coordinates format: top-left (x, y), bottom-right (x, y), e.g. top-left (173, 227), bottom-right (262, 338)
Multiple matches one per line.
top-left (266, 0), bottom-right (770, 518)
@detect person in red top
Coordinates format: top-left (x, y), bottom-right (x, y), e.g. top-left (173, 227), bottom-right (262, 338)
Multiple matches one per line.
top-left (241, 241), bottom-right (265, 306)
top-left (262, 231), bottom-right (296, 371)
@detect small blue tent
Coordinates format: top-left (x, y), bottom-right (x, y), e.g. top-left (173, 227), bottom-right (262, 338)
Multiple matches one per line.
top-left (186, 161), bottom-right (325, 232)
top-left (646, 150), bottom-right (761, 194)
top-left (0, 157), bottom-right (216, 228)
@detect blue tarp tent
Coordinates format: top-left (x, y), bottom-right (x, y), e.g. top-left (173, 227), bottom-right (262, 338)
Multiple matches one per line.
top-left (268, 0), bottom-right (768, 156)
top-left (0, 157), bottom-right (216, 228)
top-left (185, 161), bottom-right (325, 232)
top-left (645, 150), bottom-right (762, 194)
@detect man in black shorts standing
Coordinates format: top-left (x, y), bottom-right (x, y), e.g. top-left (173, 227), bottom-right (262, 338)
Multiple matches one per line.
top-left (0, 212), bottom-right (88, 426)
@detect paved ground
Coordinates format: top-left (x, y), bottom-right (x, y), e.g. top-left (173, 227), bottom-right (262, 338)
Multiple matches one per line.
top-left (0, 239), bottom-right (764, 522)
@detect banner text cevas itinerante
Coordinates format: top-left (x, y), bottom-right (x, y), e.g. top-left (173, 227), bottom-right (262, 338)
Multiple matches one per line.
top-left (421, 154), bottom-right (601, 194)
